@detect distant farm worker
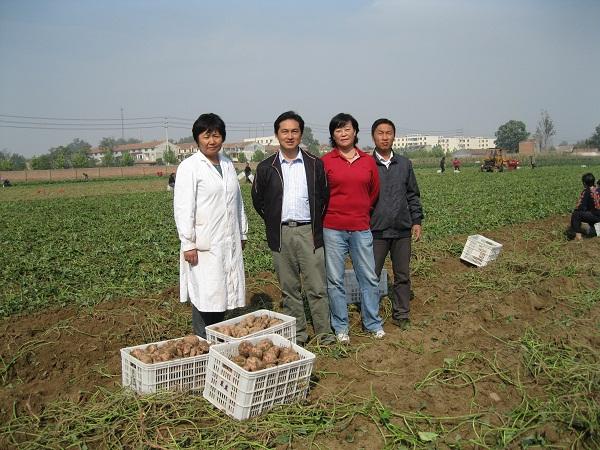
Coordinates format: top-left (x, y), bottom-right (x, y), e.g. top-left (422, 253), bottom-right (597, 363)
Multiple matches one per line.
top-left (370, 118), bottom-right (423, 330)
top-left (570, 172), bottom-right (600, 241)
top-left (174, 113), bottom-right (248, 338)
top-left (168, 172), bottom-right (175, 191)
top-left (530, 155), bottom-right (536, 169)
top-left (244, 162), bottom-right (252, 183)
top-left (439, 155), bottom-right (446, 173)
top-left (321, 113), bottom-right (384, 343)
top-left (252, 111), bottom-right (334, 346)
top-left (452, 157), bottom-right (461, 172)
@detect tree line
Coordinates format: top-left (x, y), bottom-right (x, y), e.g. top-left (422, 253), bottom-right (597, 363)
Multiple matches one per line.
top-left (2, 121), bottom-right (600, 171)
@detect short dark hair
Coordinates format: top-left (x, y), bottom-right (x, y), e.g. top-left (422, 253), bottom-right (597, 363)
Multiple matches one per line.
top-left (192, 113), bottom-right (226, 145)
top-left (274, 111), bottom-right (305, 134)
top-left (371, 118), bottom-right (396, 136)
top-left (329, 113), bottom-right (359, 147)
top-left (582, 172), bottom-right (595, 187)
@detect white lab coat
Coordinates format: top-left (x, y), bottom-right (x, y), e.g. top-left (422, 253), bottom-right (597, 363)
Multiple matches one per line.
top-left (173, 151), bottom-right (248, 312)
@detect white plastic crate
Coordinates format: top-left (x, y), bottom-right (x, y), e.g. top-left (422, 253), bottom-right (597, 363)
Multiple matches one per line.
top-left (203, 334), bottom-right (315, 421)
top-left (345, 268), bottom-right (388, 304)
top-left (460, 234), bottom-right (502, 267)
top-left (121, 336), bottom-right (210, 394)
top-left (205, 309), bottom-right (296, 344)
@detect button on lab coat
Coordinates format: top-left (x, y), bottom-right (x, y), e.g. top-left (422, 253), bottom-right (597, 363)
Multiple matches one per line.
top-left (173, 151), bottom-right (248, 312)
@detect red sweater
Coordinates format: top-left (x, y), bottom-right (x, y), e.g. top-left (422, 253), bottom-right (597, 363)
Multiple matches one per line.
top-left (321, 148), bottom-right (380, 231)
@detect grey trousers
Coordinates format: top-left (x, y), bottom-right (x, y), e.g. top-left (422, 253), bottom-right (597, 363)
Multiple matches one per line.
top-left (272, 225), bottom-right (333, 344)
top-left (373, 237), bottom-right (411, 320)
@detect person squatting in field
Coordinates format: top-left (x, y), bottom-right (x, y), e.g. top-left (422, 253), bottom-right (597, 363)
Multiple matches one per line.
top-left (321, 113), bottom-right (384, 343)
top-left (370, 118), bottom-right (424, 331)
top-left (251, 111), bottom-right (335, 346)
top-left (570, 172), bottom-right (600, 241)
top-left (173, 113), bottom-right (248, 338)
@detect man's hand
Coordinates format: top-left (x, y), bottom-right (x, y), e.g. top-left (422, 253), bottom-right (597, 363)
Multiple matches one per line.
top-left (412, 224), bottom-right (422, 242)
top-left (184, 249), bottom-right (198, 266)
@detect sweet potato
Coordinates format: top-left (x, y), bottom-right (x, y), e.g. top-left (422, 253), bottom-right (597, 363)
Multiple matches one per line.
top-left (237, 340), bottom-right (254, 357)
top-left (243, 356), bottom-right (265, 372)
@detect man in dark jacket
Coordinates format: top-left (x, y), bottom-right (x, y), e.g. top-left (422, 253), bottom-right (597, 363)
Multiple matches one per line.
top-left (252, 111), bottom-right (334, 345)
top-left (370, 118), bottom-right (424, 330)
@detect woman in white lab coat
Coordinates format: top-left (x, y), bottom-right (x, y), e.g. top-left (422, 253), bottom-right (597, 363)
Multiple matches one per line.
top-left (173, 113), bottom-right (248, 338)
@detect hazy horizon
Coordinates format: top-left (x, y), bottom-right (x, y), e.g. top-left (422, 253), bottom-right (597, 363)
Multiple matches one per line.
top-left (1, 0), bottom-right (599, 157)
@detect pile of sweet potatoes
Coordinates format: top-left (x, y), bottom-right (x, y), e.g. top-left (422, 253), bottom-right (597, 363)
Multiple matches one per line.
top-left (130, 335), bottom-right (210, 364)
top-left (212, 314), bottom-right (284, 338)
top-left (229, 338), bottom-right (300, 372)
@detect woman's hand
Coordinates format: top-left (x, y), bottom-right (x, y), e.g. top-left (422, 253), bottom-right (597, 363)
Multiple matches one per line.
top-left (184, 249), bottom-right (198, 266)
top-left (241, 240), bottom-right (247, 250)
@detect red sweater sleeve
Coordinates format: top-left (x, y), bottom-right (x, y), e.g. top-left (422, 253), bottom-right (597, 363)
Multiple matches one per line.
top-left (368, 156), bottom-right (380, 207)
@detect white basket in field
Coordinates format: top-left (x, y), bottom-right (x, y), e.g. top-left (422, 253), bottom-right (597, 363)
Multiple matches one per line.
top-left (205, 309), bottom-right (296, 344)
top-left (121, 336), bottom-right (210, 394)
top-left (203, 334), bottom-right (315, 421)
top-left (345, 268), bottom-right (388, 304)
top-left (594, 222), bottom-right (600, 236)
top-left (460, 234), bottom-right (502, 267)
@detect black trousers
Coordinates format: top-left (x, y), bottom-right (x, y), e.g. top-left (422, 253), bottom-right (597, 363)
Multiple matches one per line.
top-left (570, 210), bottom-right (600, 234)
top-left (373, 237), bottom-right (411, 320)
top-left (191, 305), bottom-right (225, 339)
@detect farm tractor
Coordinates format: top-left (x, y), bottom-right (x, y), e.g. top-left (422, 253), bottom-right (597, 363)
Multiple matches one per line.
top-left (480, 149), bottom-right (519, 172)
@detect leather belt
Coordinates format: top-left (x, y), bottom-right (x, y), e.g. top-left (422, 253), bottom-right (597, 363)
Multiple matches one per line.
top-left (282, 220), bottom-right (311, 227)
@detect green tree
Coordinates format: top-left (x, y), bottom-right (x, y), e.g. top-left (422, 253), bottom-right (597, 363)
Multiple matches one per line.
top-left (121, 152), bottom-right (134, 166)
top-left (177, 136), bottom-right (195, 144)
top-left (301, 126), bottom-right (320, 154)
top-left (587, 124), bottom-right (600, 148)
top-left (163, 147), bottom-right (177, 165)
top-left (156, 157), bottom-right (164, 166)
top-left (251, 150), bottom-right (265, 162)
top-left (30, 154), bottom-right (52, 170)
top-left (99, 137), bottom-right (141, 150)
top-left (495, 120), bottom-right (529, 152)
top-left (66, 138), bottom-right (91, 153)
top-left (430, 144), bottom-right (445, 157)
top-left (237, 152), bottom-right (247, 163)
top-left (535, 110), bottom-right (556, 152)
top-left (102, 150), bottom-right (115, 167)
top-left (0, 151), bottom-right (27, 170)
top-left (72, 151), bottom-right (93, 168)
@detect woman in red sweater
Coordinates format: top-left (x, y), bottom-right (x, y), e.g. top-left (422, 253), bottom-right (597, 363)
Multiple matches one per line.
top-left (321, 113), bottom-right (384, 343)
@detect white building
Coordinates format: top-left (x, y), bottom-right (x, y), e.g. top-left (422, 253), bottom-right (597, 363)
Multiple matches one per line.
top-left (87, 140), bottom-right (179, 164)
top-left (177, 142), bottom-right (199, 161)
top-left (393, 134), bottom-right (496, 153)
top-left (243, 135), bottom-right (278, 146)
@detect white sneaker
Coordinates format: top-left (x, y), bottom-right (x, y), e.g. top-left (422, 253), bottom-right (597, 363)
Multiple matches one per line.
top-left (373, 329), bottom-right (386, 339)
top-left (336, 332), bottom-right (350, 343)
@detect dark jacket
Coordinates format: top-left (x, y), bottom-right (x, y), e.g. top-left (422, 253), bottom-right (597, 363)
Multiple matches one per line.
top-left (251, 148), bottom-right (329, 252)
top-left (370, 152), bottom-right (423, 239)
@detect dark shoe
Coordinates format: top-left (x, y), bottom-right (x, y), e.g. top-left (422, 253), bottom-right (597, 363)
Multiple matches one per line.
top-left (393, 318), bottom-right (410, 330)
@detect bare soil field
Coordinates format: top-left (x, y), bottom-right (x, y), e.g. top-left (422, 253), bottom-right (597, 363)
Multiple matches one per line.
top-left (1, 213), bottom-right (599, 448)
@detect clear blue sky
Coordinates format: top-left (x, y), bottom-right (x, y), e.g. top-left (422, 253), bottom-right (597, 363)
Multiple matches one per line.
top-left (1, 0), bottom-right (599, 156)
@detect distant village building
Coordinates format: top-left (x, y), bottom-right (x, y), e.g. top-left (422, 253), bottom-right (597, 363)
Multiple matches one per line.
top-left (176, 142), bottom-right (199, 161)
top-left (518, 139), bottom-right (536, 155)
top-left (393, 134), bottom-right (496, 153)
top-left (243, 135), bottom-right (278, 146)
top-left (87, 140), bottom-right (179, 164)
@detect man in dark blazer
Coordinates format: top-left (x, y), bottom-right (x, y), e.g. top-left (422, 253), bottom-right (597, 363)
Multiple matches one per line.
top-left (252, 111), bottom-right (334, 345)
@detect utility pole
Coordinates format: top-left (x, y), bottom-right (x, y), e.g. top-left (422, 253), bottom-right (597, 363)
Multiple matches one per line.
top-left (120, 107), bottom-right (124, 140)
top-left (165, 117), bottom-right (169, 165)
